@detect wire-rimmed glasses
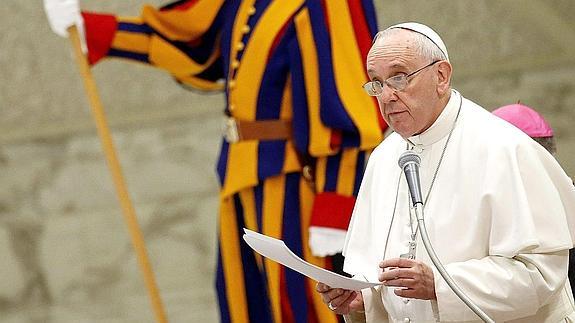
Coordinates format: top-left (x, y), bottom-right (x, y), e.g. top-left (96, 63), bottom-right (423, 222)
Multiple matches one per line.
top-left (363, 60), bottom-right (441, 96)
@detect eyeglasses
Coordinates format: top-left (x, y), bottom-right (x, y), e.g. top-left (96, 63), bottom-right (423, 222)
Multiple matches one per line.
top-left (362, 60), bottom-right (441, 96)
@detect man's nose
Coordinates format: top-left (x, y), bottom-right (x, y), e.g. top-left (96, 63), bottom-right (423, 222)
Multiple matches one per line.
top-left (378, 85), bottom-right (398, 104)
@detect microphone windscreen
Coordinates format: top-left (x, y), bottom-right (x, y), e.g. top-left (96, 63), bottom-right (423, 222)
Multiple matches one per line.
top-left (398, 150), bottom-right (421, 169)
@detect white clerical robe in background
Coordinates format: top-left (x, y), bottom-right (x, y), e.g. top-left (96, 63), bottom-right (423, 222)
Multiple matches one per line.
top-left (343, 90), bottom-right (575, 322)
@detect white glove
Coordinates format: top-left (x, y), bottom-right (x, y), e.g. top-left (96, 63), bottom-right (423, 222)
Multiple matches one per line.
top-left (43, 0), bottom-right (87, 51)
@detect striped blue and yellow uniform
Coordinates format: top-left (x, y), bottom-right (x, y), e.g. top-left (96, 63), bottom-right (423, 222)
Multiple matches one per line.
top-left (82, 1), bottom-right (385, 322)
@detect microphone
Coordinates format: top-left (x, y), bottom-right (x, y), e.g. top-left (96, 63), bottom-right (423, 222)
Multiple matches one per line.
top-left (398, 150), bottom-right (423, 206)
top-left (397, 150), bottom-right (495, 322)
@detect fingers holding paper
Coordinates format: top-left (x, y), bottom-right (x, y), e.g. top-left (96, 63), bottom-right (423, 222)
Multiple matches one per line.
top-left (315, 282), bottom-right (364, 315)
top-left (379, 258), bottom-right (436, 300)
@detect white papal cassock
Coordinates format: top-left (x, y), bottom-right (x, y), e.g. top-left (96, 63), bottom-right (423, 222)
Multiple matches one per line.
top-left (343, 90), bottom-right (575, 322)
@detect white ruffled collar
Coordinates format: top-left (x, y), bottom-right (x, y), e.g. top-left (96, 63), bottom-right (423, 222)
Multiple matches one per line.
top-left (406, 89), bottom-right (461, 148)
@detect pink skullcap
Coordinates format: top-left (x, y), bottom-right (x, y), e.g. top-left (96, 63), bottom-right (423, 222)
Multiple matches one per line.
top-left (492, 103), bottom-right (553, 138)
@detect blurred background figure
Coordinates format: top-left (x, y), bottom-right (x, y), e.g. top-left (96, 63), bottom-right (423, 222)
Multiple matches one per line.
top-left (492, 102), bottom-right (575, 295)
top-left (493, 103), bottom-right (556, 154)
top-left (43, 0), bottom-right (384, 322)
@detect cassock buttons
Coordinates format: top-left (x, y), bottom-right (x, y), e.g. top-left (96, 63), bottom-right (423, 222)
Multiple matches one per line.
top-left (247, 6), bottom-right (256, 15)
top-left (236, 42), bottom-right (245, 51)
top-left (403, 318), bottom-right (411, 323)
top-left (228, 80), bottom-right (236, 90)
top-left (231, 60), bottom-right (240, 69)
top-left (241, 25), bottom-right (251, 34)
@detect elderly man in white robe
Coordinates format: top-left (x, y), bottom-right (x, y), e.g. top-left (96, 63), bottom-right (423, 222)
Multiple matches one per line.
top-left (315, 22), bottom-right (575, 322)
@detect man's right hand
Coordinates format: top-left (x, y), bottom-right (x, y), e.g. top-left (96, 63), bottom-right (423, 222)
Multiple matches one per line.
top-left (315, 282), bottom-right (364, 315)
top-left (43, 0), bottom-right (83, 38)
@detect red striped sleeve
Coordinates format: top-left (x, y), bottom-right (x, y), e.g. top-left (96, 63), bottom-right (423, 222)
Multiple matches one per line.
top-left (347, 0), bottom-right (371, 64)
top-left (310, 192), bottom-right (355, 230)
top-left (82, 12), bottom-right (118, 65)
top-left (347, 0), bottom-right (386, 131)
top-left (160, 0), bottom-right (201, 12)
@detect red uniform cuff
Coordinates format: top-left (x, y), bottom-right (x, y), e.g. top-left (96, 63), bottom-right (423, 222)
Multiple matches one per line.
top-left (82, 12), bottom-right (117, 65)
top-left (310, 192), bottom-right (355, 230)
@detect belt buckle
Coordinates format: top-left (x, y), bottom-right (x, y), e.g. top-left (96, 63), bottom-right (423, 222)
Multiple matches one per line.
top-left (224, 117), bottom-right (240, 143)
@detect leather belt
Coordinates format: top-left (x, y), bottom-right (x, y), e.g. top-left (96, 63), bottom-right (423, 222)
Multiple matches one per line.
top-left (224, 117), bottom-right (292, 143)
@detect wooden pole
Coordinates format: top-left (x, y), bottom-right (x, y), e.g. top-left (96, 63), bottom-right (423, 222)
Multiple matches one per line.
top-left (67, 25), bottom-right (168, 323)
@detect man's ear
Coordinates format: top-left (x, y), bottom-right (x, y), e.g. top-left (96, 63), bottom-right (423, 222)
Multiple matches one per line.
top-left (436, 60), bottom-right (452, 95)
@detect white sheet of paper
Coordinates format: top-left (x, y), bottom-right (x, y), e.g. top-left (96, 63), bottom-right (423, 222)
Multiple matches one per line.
top-left (242, 228), bottom-right (381, 290)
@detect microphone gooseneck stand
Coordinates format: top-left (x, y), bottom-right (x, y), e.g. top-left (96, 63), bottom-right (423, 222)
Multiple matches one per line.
top-left (413, 204), bottom-right (494, 323)
top-left (398, 150), bottom-right (494, 323)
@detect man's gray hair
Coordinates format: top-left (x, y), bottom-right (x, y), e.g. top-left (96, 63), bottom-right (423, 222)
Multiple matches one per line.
top-left (373, 29), bottom-right (447, 62)
top-left (533, 136), bottom-right (557, 155)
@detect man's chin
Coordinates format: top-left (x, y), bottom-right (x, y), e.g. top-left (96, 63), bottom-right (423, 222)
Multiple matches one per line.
top-left (389, 125), bottom-right (413, 138)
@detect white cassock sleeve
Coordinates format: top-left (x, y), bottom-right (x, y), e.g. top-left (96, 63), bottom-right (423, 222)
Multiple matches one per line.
top-left (435, 250), bottom-right (568, 321)
top-left (342, 286), bottom-right (390, 323)
top-left (435, 139), bottom-right (575, 321)
top-left (343, 147), bottom-right (389, 283)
